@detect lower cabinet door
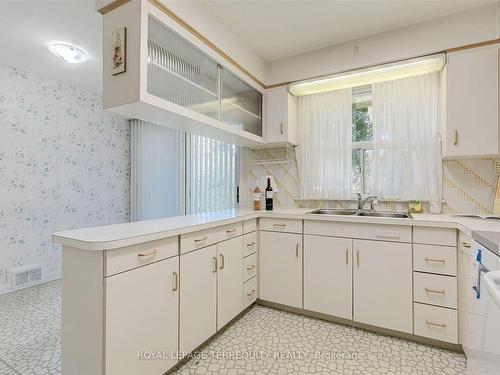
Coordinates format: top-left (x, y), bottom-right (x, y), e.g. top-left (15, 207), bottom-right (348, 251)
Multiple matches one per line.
top-left (180, 245), bottom-right (217, 354)
top-left (105, 256), bottom-right (179, 375)
top-left (217, 236), bottom-right (244, 329)
top-left (260, 231), bottom-right (302, 308)
top-left (353, 239), bottom-right (413, 333)
top-left (304, 235), bottom-right (352, 319)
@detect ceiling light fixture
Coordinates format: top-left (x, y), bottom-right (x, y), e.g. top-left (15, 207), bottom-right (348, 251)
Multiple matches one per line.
top-left (48, 42), bottom-right (88, 64)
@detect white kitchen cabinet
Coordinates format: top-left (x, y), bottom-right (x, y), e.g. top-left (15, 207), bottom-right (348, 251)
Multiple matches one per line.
top-left (260, 231), bottom-right (302, 308)
top-left (217, 236), bottom-right (244, 329)
top-left (102, 0), bottom-right (265, 147)
top-left (443, 45), bottom-right (500, 158)
top-left (265, 86), bottom-right (298, 145)
top-left (180, 245), bottom-right (218, 354)
top-left (353, 239), bottom-right (413, 333)
top-left (304, 235), bottom-right (352, 319)
top-left (105, 257), bottom-right (179, 375)
top-left (458, 231), bottom-right (472, 345)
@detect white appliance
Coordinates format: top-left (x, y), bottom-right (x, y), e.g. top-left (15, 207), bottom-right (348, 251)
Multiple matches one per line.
top-left (465, 233), bottom-right (500, 375)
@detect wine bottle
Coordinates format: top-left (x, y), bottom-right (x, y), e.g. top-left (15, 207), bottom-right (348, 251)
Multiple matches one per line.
top-left (265, 178), bottom-right (273, 211)
top-left (253, 179), bottom-right (261, 211)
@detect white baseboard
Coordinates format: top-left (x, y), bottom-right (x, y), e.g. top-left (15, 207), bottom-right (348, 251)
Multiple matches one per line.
top-left (0, 271), bottom-right (61, 295)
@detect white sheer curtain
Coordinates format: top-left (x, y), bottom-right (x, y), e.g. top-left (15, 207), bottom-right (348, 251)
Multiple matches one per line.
top-left (371, 72), bottom-right (442, 212)
top-left (297, 89), bottom-right (352, 199)
top-left (131, 120), bottom-right (184, 221)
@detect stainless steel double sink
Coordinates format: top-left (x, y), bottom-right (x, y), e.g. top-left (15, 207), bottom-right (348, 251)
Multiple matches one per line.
top-left (307, 208), bottom-right (412, 219)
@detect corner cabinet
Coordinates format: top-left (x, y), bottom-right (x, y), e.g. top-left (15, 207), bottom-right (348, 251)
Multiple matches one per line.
top-left (442, 45), bottom-right (500, 158)
top-left (102, 1), bottom-right (264, 146)
top-left (265, 86), bottom-right (298, 145)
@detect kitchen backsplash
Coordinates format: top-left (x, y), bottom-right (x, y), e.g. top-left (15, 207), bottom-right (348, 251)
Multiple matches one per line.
top-left (0, 65), bottom-right (130, 290)
top-left (247, 147), bottom-right (500, 215)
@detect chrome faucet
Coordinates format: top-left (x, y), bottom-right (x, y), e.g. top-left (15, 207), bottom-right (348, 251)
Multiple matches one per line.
top-left (357, 193), bottom-right (378, 210)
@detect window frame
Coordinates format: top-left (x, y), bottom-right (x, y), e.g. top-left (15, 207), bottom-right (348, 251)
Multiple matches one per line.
top-left (352, 85), bottom-right (373, 196)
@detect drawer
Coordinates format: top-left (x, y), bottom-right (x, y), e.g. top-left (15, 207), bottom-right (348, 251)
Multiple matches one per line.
top-left (180, 222), bottom-right (243, 254)
top-left (244, 253), bottom-right (257, 282)
top-left (243, 232), bottom-right (257, 257)
top-left (260, 218), bottom-right (302, 233)
top-left (243, 219), bottom-right (257, 234)
top-left (413, 244), bottom-right (457, 276)
top-left (304, 220), bottom-right (411, 243)
top-left (244, 276), bottom-right (257, 308)
top-left (414, 303), bottom-right (458, 344)
top-left (414, 272), bottom-right (457, 309)
top-left (414, 227), bottom-right (456, 246)
top-left (105, 237), bottom-right (178, 276)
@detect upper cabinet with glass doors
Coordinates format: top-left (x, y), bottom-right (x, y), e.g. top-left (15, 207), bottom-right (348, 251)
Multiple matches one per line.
top-left (102, 1), bottom-right (264, 146)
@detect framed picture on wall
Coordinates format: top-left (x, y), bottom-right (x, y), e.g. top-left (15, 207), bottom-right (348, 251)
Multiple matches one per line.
top-left (492, 176), bottom-right (500, 214)
top-left (112, 27), bottom-right (126, 75)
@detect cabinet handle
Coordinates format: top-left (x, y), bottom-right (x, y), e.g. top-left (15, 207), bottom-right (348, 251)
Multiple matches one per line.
top-left (138, 249), bottom-right (158, 258)
top-left (247, 289), bottom-right (256, 296)
top-left (273, 223), bottom-right (286, 228)
top-left (295, 243), bottom-right (300, 257)
top-left (345, 249), bottom-right (349, 265)
top-left (425, 288), bottom-right (446, 295)
top-left (246, 265), bottom-right (256, 271)
top-left (226, 229), bottom-right (237, 235)
top-left (246, 242), bottom-right (256, 247)
top-left (212, 256), bottom-right (218, 273)
top-left (453, 129), bottom-right (458, 146)
top-left (425, 320), bottom-right (447, 328)
top-left (172, 272), bottom-right (178, 291)
top-left (424, 257), bottom-right (446, 264)
top-left (280, 122), bottom-right (284, 135)
top-left (462, 241), bottom-right (471, 248)
top-left (219, 254), bottom-right (225, 270)
top-left (195, 236), bottom-right (208, 243)
top-left (356, 250), bottom-right (360, 266)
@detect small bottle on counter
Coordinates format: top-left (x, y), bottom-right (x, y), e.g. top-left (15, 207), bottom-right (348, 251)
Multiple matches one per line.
top-left (265, 178), bottom-right (273, 211)
top-left (253, 180), bottom-right (261, 211)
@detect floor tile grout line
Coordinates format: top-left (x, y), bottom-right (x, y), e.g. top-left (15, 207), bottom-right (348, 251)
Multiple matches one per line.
top-left (0, 356), bottom-right (21, 375)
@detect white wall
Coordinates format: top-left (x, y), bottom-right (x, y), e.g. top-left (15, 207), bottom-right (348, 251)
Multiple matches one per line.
top-left (268, 3), bottom-right (500, 85)
top-left (0, 64), bottom-right (130, 292)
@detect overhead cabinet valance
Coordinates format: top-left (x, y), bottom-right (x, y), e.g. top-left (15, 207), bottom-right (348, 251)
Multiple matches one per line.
top-left (103, 0), bottom-right (264, 146)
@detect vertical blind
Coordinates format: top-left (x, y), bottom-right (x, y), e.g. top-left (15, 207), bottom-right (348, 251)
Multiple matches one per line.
top-left (131, 120), bottom-right (184, 221)
top-left (187, 134), bottom-right (238, 214)
top-left (131, 120), bottom-right (238, 221)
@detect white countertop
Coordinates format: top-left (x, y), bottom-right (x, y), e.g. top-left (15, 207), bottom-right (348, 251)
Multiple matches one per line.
top-left (52, 208), bottom-right (500, 251)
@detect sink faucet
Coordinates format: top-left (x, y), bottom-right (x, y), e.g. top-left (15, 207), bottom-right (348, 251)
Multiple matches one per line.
top-left (357, 193), bottom-right (378, 210)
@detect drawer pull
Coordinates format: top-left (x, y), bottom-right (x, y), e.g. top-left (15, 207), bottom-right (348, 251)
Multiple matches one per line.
top-left (212, 256), bottom-right (218, 273)
top-left (219, 254), bottom-right (225, 270)
top-left (356, 250), bottom-right (360, 266)
top-left (226, 229), bottom-right (237, 235)
top-left (195, 236), bottom-right (208, 243)
top-left (247, 289), bottom-right (256, 296)
top-left (424, 288), bottom-right (446, 295)
top-left (345, 249), bottom-right (349, 265)
top-left (424, 257), bottom-right (446, 264)
top-left (295, 243), bottom-right (300, 257)
top-left (425, 320), bottom-right (447, 328)
top-left (273, 223), bottom-right (286, 227)
top-left (172, 272), bottom-right (178, 291)
top-left (462, 242), bottom-right (471, 248)
top-left (138, 249), bottom-right (158, 258)
top-left (246, 265), bottom-right (256, 271)
top-left (246, 242), bottom-right (256, 247)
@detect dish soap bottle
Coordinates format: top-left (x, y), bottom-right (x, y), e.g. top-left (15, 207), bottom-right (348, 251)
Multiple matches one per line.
top-left (253, 180), bottom-right (261, 211)
top-left (265, 178), bottom-right (273, 211)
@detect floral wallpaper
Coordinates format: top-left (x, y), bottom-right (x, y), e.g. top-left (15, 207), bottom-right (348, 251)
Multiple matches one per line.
top-left (0, 65), bottom-right (130, 288)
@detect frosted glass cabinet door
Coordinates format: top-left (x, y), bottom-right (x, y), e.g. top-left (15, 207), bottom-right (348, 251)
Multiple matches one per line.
top-left (221, 68), bottom-right (262, 136)
top-left (105, 257), bottom-right (179, 375)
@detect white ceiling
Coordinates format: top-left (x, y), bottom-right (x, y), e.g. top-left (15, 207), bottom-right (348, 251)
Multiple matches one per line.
top-left (0, 0), bottom-right (494, 93)
top-left (202, 0), bottom-right (495, 61)
top-left (0, 0), bottom-right (102, 92)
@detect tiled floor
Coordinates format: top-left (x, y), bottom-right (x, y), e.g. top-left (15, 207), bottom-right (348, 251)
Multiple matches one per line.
top-left (0, 280), bottom-right (466, 375)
